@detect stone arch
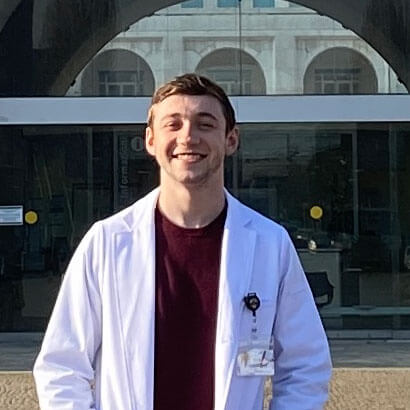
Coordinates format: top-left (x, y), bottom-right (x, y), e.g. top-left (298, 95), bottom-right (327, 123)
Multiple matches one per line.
top-left (80, 49), bottom-right (155, 96)
top-left (0, 0), bottom-right (408, 94)
top-left (195, 48), bottom-right (266, 95)
top-left (303, 47), bottom-right (378, 94)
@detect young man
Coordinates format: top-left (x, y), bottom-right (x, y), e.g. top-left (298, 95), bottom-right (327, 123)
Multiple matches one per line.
top-left (34, 74), bottom-right (332, 409)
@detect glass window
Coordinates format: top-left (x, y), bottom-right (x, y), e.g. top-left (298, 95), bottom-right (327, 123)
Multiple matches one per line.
top-left (229, 122), bottom-right (410, 331)
top-left (253, 0), bottom-right (275, 8)
top-left (181, 0), bottom-right (204, 8)
top-left (217, 0), bottom-right (239, 8)
top-left (0, 125), bottom-right (156, 331)
top-left (306, 49), bottom-right (376, 94)
top-left (98, 71), bottom-right (142, 96)
top-left (204, 69), bottom-right (252, 94)
top-left (2, 122), bottom-right (410, 333)
top-left (76, 50), bottom-right (155, 97)
top-left (196, 49), bottom-right (266, 95)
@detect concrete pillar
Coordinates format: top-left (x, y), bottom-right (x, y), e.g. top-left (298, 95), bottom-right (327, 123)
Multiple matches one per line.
top-left (274, 33), bottom-right (297, 94)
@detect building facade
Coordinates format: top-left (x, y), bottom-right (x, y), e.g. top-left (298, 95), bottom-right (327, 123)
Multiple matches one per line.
top-left (1, 0), bottom-right (410, 340)
top-left (68, 0), bottom-right (405, 97)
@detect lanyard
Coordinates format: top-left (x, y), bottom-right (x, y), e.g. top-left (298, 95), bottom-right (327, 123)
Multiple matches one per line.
top-left (244, 292), bottom-right (260, 341)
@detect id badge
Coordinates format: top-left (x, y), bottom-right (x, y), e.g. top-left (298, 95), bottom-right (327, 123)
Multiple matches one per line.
top-left (236, 337), bottom-right (275, 377)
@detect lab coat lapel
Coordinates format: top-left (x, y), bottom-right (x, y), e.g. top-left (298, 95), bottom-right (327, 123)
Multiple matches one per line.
top-left (214, 192), bottom-right (256, 410)
top-left (113, 189), bottom-right (159, 410)
top-left (112, 188), bottom-right (256, 410)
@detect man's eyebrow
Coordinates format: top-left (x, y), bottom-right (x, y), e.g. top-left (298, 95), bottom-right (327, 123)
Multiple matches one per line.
top-left (159, 113), bottom-right (180, 123)
top-left (159, 112), bottom-right (218, 122)
top-left (196, 112), bottom-right (218, 121)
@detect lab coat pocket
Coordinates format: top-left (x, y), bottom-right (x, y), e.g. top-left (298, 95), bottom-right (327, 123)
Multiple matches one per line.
top-left (226, 300), bottom-right (275, 408)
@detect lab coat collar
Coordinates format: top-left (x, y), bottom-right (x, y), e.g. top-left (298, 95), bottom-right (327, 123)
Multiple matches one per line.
top-left (121, 187), bottom-right (253, 232)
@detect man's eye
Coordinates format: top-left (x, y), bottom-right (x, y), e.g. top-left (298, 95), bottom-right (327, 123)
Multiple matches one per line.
top-left (165, 122), bottom-right (180, 129)
top-left (199, 122), bottom-right (214, 129)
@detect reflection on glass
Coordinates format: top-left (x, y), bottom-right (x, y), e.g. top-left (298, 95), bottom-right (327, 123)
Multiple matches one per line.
top-left (229, 123), bottom-right (410, 330)
top-left (0, 125), bottom-right (156, 331)
top-left (1, 123), bottom-right (410, 332)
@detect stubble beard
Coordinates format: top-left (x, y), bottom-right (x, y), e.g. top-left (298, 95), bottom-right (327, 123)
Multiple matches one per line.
top-left (162, 156), bottom-right (224, 189)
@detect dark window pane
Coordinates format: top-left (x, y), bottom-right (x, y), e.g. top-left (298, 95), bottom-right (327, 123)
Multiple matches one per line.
top-left (0, 124), bottom-right (156, 331)
top-left (2, 122), bottom-right (410, 333)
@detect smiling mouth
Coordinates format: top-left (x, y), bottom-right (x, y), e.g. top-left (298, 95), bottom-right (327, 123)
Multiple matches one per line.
top-left (172, 153), bottom-right (206, 161)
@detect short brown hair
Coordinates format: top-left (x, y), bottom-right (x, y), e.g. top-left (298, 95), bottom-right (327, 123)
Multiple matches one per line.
top-left (147, 73), bottom-right (236, 133)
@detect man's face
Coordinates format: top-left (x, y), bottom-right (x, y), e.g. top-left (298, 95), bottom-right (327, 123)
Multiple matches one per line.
top-left (145, 94), bottom-right (238, 189)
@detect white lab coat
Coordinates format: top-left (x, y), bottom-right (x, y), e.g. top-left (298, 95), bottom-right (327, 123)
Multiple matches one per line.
top-left (34, 188), bottom-right (332, 410)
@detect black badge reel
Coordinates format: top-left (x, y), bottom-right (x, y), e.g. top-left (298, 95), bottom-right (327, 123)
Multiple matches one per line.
top-left (244, 292), bottom-right (260, 316)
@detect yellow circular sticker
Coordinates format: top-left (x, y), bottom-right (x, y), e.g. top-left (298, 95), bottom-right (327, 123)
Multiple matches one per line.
top-left (310, 206), bottom-right (323, 220)
top-left (25, 210), bottom-right (38, 225)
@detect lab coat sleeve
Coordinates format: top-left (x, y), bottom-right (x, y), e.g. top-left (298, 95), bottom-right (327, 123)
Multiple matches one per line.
top-left (33, 222), bottom-right (103, 409)
top-left (270, 231), bottom-right (332, 410)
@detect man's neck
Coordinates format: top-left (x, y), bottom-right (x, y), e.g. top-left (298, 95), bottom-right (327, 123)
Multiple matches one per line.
top-left (157, 183), bottom-right (226, 229)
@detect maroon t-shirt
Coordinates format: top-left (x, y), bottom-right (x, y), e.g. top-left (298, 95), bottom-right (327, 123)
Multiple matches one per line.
top-left (154, 205), bottom-right (227, 410)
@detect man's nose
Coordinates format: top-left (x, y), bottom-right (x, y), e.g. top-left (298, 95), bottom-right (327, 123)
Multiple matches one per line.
top-left (177, 122), bottom-right (199, 145)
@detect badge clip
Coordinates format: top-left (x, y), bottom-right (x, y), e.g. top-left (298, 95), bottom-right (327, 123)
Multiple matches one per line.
top-left (244, 292), bottom-right (260, 316)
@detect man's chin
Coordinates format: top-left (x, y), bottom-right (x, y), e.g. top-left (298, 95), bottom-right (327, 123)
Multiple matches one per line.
top-left (173, 171), bottom-right (212, 187)
top-left (162, 167), bottom-right (222, 188)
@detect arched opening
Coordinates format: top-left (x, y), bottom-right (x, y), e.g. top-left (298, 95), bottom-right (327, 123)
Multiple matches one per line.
top-left (80, 49), bottom-right (155, 96)
top-left (0, 0), bottom-right (409, 95)
top-left (304, 47), bottom-right (378, 94)
top-left (196, 48), bottom-right (266, 95)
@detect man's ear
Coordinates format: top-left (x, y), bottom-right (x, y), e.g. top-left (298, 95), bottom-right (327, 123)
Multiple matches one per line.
top-left (225, 126), bottom-right (239, 156)
top-left (145, 127), bottom-right (155, 156)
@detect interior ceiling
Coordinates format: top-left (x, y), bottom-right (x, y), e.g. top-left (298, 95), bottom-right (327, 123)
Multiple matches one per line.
top-left (0, 0), bottom-right (21, 32)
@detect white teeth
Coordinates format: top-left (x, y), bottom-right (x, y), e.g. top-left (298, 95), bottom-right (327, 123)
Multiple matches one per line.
top-left (174, 153), bottom-right (203, 159)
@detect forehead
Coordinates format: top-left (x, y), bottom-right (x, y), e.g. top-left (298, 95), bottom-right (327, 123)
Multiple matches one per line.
top-left (152, 94), bottom-right (225, 122)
